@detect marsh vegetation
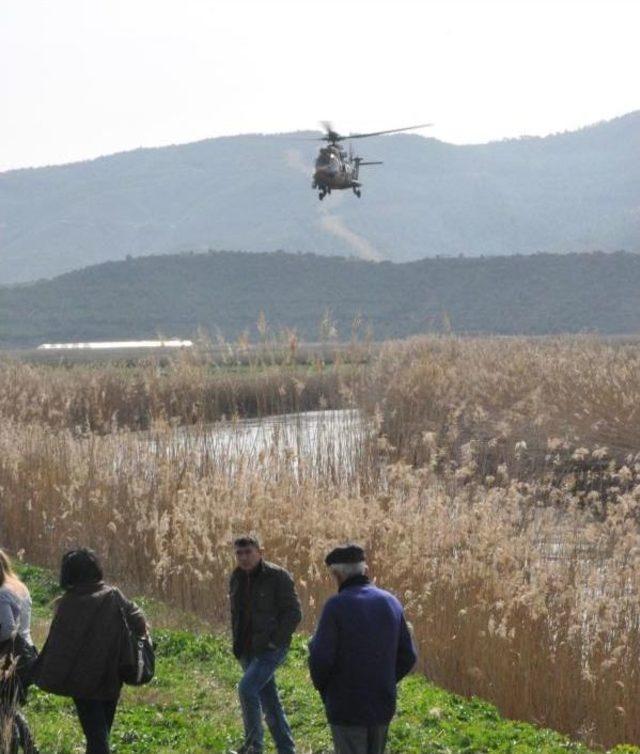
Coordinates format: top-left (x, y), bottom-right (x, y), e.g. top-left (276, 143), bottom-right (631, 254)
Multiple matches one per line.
top-left (3, 336), bottom-right (640, 748)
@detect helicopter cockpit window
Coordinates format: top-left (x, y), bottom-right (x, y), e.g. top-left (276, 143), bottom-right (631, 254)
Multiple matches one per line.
top-left (316, 151), bottom-right (332, 167)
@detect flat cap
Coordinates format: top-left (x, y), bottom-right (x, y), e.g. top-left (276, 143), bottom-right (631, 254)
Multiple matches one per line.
top-left (325, 544), bottom-right (366, 566)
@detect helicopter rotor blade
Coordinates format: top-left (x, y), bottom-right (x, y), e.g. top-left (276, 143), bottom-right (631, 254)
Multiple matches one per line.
top-left (294, 131), bottom-right (340, 142)
top-left (299, 121), bottom-right (433, 143)
top-left (319, 121), bottom-right (345, 143)
top-left (345, 123), bottom-right (432, 140)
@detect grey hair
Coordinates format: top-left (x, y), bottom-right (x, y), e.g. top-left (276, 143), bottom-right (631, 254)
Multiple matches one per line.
top-left (329, 562), bottom-right (367, 579)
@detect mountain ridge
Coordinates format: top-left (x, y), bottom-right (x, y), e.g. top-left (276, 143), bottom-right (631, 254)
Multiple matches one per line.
top-left (2, 110), bottom-right (637, 175)
top-left (1, 112), bottom-right (638, 284)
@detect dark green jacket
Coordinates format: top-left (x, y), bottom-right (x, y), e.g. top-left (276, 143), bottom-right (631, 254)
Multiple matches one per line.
top-left (35, 582), bottom-right (145, 700)
top-left (229, 560), bottom-right (302, 658)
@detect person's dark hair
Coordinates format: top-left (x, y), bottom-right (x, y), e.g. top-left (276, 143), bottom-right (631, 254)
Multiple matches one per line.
top-left (59, 548), bottom-right (104, 589)
top-left (233, 536), bottom-right (260, 549)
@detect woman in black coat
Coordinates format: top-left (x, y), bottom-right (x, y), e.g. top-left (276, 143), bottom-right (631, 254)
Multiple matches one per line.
top-left (36, 549), bottom-right (147, 754)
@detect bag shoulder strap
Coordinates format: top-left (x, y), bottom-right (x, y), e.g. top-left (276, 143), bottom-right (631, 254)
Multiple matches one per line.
top-left (112, 588), bottom-right (132, 627)
top-left (113, 588), bottom-right (146, 639)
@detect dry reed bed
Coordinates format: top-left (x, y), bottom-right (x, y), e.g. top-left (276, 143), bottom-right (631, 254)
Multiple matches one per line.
top-left (4, 337), bottom-right (640, 747)
top-left (2, 418), bottom-right (640, 747)
top-left (364, 336), bottom-right (640, 478)
top-left (0, 354), bottom-right (358, 432)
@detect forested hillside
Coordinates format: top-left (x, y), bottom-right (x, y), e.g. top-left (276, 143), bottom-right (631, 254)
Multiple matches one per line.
top-left (2, 249), bottom-right (639, 346)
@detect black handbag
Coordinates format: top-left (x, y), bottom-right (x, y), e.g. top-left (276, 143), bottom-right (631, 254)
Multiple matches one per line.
top-left (116, 594), bottom-right (155, 686)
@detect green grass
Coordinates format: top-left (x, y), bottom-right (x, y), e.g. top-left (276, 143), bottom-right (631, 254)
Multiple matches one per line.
top-left (14, 564), bottom-right (640, 754)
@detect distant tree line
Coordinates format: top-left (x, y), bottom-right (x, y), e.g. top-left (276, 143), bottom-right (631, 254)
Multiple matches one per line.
top-left (1, 249), bottom-right (640, 347)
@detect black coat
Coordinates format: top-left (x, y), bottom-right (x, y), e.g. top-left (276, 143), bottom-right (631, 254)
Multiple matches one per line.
top-left (35, 582), bottom-right (145, 700)
top-left (229, 560), bottom-right (302, 658)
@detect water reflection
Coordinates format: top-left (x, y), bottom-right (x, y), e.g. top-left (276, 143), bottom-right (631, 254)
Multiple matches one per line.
top-left (147, 409), bottom-right (370, 488)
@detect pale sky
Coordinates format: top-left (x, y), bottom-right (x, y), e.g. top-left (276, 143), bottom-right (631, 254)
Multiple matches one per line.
top-left (1, 0), bottom-right (638, 172)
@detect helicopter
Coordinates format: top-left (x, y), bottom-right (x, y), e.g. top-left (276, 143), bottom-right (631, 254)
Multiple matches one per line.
top-left (311, 121), bottom-right (431, 200)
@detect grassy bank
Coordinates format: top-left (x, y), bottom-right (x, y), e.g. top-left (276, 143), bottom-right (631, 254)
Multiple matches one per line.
top-left (17, 564), bottom-right (636, 754)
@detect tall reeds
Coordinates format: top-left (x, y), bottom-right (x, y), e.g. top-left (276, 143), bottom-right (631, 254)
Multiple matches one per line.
top-left (2, 336), bottom-right (640, 747)
top-left (0, 348), bottom-right (360, 432)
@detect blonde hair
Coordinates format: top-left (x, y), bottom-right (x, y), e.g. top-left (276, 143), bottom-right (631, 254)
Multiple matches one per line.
top-left (0, 549), bottom-right (26, 596)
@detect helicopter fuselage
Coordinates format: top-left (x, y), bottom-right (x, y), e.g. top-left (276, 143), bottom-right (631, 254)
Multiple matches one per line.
top-left (310, 121), bottom-right (429, 200)
top-left (313, 146), bottom-right (359, 190)
top-left (312, 145), bottom-right (361, 199)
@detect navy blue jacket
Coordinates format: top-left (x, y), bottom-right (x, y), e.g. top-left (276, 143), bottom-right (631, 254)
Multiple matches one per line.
top-left (308, 575), bottom-right (417, 726)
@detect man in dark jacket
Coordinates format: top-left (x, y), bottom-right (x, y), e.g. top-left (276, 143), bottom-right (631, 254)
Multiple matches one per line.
top-left (308, 545), bottom-right (417, 754)
top-left (229, 536), bottom-right (302, 754)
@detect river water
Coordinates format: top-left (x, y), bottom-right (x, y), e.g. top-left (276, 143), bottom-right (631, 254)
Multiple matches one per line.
top-left (145, 408), bottom-right (371, 487)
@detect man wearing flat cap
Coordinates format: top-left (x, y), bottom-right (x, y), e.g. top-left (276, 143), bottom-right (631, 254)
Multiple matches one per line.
top-left (308, 544), bottom-right (417, 754)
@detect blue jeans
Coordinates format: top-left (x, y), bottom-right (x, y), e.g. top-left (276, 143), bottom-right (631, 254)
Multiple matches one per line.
top-left (238, 647), bottom-right (295, 754)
